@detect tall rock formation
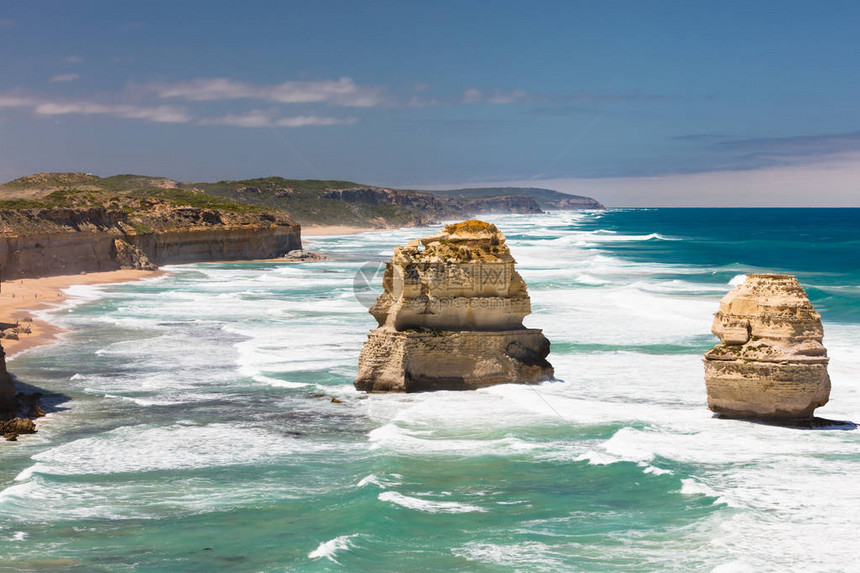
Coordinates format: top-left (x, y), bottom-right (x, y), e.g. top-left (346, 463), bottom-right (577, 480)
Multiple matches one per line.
top-left (0, 342), bottom-right (17, 417)
top-left (355, 220), bottom-right (553, 392)
top-left (703, 274), bottom-right (831, 420)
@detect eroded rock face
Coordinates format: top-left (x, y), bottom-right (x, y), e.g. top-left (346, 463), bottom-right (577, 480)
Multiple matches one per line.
top-left (703, 274), bottom-right (830, 420)
top-left (0, 343), bottom-right (16, 418)
top-left (0, 206), bottom-right (301, 278)
top-left (114, 239), bottom-right (158, 270)
top-left (355, 220), bottom-right (553, 392)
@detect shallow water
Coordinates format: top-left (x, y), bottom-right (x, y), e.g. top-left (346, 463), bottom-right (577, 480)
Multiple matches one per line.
top-left (1, 209), bottom-right (858, 572)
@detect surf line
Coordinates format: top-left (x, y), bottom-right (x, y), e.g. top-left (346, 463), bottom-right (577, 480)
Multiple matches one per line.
top-left (523, 383), bottom-right (579, 432)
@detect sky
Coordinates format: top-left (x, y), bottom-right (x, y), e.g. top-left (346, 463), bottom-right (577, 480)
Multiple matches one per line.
top-left (1, 0), bottom-right (859, 206)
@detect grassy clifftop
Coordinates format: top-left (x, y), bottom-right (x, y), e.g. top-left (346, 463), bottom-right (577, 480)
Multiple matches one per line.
top-left (423, 187), bottom-right (605, 210)
top-left (0, 172), bottom-right (604, 227)
top-left (0, 174), bottom-right (272, 214)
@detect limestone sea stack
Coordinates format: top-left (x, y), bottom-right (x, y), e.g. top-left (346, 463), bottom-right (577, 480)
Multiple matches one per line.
top-left (703, 274), bottom-right (831, 420)
top-left (354, 220), bottom-right (554, 392)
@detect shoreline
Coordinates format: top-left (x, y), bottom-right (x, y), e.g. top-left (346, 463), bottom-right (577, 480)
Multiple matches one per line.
top-left (301, 225), bottom-right (382, 236)
top-left (0, 226), bottom-right (383, 359)
top-left (0, 269), bottom-right (164, 360)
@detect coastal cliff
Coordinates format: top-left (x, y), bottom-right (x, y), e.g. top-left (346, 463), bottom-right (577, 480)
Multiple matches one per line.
top-left (0, 343), bottom-right (14, 416)
top-left (0, 203), bottom-right (300, 279)
top-left (355, 220), bottom-right (554, 392)
top-left (703, 274), bottom-right (831, 420)
top-left (424, 186), bottom-right (605, 210)
top-left (1, 173), bottom-right (600, 230)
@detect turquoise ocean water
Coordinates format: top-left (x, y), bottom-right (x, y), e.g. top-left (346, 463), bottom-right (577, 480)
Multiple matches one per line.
top-left (1, 209), bottom-right (858, 572)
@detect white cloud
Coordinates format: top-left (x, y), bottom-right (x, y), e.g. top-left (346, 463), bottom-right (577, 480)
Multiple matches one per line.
top-left (1, 92), bottom-right (190, 123)
top-left (151, 77), bottom-right (388, 107)
top-left (462, 88), bottom-right (528, 105)
top-left (274, 115), bottom-right (356, 127)
top-left (408, 94), bottom-right (440, 107)
top-left (198, 110), bottom-right (356, 128)
top-left (0, 95), bottom-right (34, 108)
top-left (50, 73), bottom-right (80, 83)
top-left (1, 91), bottom-right (354, 128)
top-left (63, 55), bottom-right (83, 64)
top-left (34, 101), bottom-right (191, 123)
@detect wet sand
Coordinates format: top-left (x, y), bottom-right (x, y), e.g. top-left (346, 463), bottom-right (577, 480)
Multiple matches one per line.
top-left (0, 270), bottom-right (164, 359)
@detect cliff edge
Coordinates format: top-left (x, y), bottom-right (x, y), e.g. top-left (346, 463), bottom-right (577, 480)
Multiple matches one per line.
top-left (0, 200), bottom-right (301, 279)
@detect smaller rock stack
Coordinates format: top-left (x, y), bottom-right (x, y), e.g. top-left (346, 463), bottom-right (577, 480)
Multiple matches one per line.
top-left (354, 220), bottom-right (553, 392)
top-left (703, 274), bottom-right (831, 420)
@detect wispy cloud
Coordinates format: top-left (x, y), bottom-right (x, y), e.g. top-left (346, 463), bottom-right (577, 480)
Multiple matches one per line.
top-left (34, 101), bottom-right (192, 123)
top-left (0, 18), bottom-right (14, 29)
top-left (1, 92), bottom-right (192, 123)
top-left (273, 115), bottom-right (356, 127)
top-left (434, 150), bottom-right (860, 207)
top-left (149, 77), bottom-right (388, 107)
top-left (462, 88), bottom-right (528, 105)
top-left (718, 130), bottom-right (860, 155)
top-left (408, 95), bottom-right (441, 107)
top-left (0, 92), bottom-right (190, 123)
top-left (50, 73), bottom-right (81, 84)
top-left (0, 95), bottom-right (34, 108)
top-left (1, 90), bottom-right (360, 128)
top-left (198, 110), bottom-right (356, 128)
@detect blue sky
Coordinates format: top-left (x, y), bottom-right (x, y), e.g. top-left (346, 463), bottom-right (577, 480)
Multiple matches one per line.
top-left (2, 1), bottom-right (859, 205)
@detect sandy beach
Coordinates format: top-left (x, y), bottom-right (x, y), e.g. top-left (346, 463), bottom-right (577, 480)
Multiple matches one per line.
top-left (0, 227), bottom-right (379, 359)
top-left (0, 227), bottom-right (376, 359)
top-left (0, 270), bottom-right (163, 359)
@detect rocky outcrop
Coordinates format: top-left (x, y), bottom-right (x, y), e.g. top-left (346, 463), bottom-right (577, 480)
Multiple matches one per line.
top-left (2, 417), bottom-right (36, 441)
top-left (113, 239), bottom-right (157, 270)
top-left (283, 249), bottom-right (327, 262)
top-left (355, 220), bottom-right (553, 392)
top-left (703, 274), bottom-right (831, 420)
top-left (0, 342), bottom-right (15, 417)
top-left (0, 205), bottom-right (301, 278)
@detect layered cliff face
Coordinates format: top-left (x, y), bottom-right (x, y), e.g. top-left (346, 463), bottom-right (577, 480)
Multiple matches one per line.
top-left (355, 220), bottom-right (554, 392)
top-left (0, 343), bottom-right (15, 417)
top-left (703, 274), bottom-right (831, 420)
top-left (0, 203), bottom-right (301, 278)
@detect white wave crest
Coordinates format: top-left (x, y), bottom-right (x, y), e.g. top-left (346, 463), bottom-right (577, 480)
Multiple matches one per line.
top-left (378, 491), bottom-right (486, 513)
top-left (308, 534), bottom-right (359, 562)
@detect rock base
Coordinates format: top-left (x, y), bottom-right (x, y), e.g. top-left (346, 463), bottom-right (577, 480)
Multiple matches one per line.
top-left (704, 360), bottom-right (831, 420)
top-left (355, 328), bottom-right (553, 392)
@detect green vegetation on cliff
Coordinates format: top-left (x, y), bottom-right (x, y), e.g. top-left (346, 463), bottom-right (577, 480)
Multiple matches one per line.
top-left (423, 187), bottom-right (605, 210)
top-left (193, 177), bottom-right (436, 226)
top-left (0, 186), bottom-right (269, 214)
top-left (0, 172), bottom-right (604, 228)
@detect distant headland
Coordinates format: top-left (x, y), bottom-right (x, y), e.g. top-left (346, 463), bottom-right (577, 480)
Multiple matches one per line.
top-left (0, 172), bottom-right (603, 280)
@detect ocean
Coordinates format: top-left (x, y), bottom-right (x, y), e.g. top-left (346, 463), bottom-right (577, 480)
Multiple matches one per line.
top-left (1, 209), bottom-right (858, 572)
